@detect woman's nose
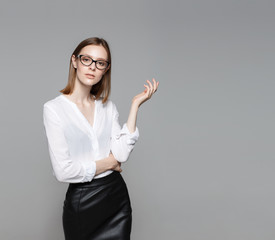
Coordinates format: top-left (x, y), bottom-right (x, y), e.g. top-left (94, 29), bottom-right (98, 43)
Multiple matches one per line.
top-left (90, 62), bottom-right (96, 70)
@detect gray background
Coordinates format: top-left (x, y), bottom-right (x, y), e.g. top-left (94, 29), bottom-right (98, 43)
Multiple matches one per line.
top-left (0, 0), bottom-right (274, 239)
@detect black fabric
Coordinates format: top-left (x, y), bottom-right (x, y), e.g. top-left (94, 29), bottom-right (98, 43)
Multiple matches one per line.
top-left (63, 171), bottom-right (132, 240)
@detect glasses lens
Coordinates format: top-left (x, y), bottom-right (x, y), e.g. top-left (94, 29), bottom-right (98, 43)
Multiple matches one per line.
top-left (80, 56), bottom-right (92, 66)
top-left (96, 61), bottom-right (109, 70)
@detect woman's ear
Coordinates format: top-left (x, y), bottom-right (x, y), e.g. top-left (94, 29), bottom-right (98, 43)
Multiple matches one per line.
top-left (71, 55), bottom-right (77, 69)
top-left (103, 64), bottom-right (110, 74)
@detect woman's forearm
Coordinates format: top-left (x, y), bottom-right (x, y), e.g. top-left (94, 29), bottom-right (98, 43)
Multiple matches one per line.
top-left (95, 159), bottom-right (113, 176)
top-left (126, 102), bottom-right (139, 133)
top-left (95, 154), bottom-right (121, 176)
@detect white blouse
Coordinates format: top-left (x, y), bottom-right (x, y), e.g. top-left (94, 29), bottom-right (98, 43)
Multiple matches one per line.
top-left (43, 94), bottom-right (139, 183)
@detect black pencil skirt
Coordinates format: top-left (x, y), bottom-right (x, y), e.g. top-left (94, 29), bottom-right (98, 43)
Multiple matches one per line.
top-left (62, 171), bottom-right (132, 240)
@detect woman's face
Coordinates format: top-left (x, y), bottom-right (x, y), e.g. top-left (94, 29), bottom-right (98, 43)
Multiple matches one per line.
top-left (72, 44), bottom-right (109, 88)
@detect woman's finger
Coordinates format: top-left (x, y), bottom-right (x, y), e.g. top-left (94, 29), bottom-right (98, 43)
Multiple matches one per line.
top-left (144, 84), bottom-right (149, 94)
top-left (152, 78), bottom-right (157, 92)
top-left (146, 80), bottom-right (154, 97)
top-left (144, 84), bottom-right (152, 98)
top-left (155, 80), bottom-right (159, 92)
top-left (114, 163), bottom-right (122, 172)
top-left (153, 80), bottom-right (159, 94)
top-left (147, 80), bottom-right (153, 93)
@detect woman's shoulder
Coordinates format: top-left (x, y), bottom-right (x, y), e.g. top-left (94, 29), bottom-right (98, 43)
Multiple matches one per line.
top-left (97, 97), bottom-right (116, 108)
top-left (43, 94), bottom-right (65, 111)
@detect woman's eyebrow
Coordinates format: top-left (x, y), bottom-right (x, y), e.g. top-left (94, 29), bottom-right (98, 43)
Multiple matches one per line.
top-left (81, 54), bottom-right (107, 61)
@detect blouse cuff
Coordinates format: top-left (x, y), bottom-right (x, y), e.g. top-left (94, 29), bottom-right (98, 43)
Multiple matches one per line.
top-left (82, 161), bottom-right (96, 182)
top-left (115, 123), bottom-right (139, 145)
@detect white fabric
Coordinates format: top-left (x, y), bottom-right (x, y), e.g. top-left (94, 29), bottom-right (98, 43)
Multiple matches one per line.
top-left (43, 94), bottom-right (139, 183)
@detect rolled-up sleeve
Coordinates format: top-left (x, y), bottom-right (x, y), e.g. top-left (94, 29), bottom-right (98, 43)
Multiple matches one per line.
top-left (43, 104), bottom-right (96, 183)
top-left (110, 103), bottom-right (139, 162)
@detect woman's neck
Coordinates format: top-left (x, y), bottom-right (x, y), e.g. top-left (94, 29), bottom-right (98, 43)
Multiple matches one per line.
top-left (67, 80), bottom-right (94, 105)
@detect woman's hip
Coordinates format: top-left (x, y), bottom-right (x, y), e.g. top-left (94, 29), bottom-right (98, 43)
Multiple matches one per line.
top-left (63, 171), bottom-right (132, 218)
top-left (62, 171), bottom-right (132, 239)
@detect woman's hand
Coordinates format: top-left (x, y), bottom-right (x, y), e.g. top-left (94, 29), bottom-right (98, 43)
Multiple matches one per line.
top-left (108, 153), bottom-right (122, 172)
top-left (132, 78), bottom-right (159, 107)
top-left (95, 153), bottom-right (122, 176)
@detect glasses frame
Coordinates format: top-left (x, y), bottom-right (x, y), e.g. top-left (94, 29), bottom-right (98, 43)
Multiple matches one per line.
top-left (77, 55), bottom-right (110, 70)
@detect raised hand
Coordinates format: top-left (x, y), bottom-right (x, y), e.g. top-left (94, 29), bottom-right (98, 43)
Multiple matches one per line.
top-left (126, 78), bottom-right (159, 133)
top-left (132, 78), bottom-right (159, 107)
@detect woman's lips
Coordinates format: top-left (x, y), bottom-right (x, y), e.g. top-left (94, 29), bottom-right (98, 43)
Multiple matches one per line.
top-left (85, 74), bottom-right (95, 79)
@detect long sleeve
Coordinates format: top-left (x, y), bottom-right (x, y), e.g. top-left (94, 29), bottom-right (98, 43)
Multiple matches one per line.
top-left (110, 103), bottom-right (139, 162)
top-left (43, 104), bottom-right (96, 183)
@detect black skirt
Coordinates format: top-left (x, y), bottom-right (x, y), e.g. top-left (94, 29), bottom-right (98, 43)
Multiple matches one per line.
top-left (62, 171), bottom-right (132, 240)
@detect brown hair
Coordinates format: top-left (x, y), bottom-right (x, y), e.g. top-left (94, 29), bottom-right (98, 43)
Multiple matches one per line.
top-left (60, 37), bottom-right (111, 103)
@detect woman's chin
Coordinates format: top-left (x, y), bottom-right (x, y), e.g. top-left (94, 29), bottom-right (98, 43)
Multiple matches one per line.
top-left (78, 80), bottom-right (96, 88)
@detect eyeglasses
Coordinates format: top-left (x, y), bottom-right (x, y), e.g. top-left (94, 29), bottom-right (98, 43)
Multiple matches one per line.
top-left (77, 55), bottom-right (110, 70)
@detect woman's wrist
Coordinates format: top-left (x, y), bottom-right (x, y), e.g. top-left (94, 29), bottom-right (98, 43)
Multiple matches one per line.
top-left (108, 156), bottom-right (117, 170)
top-left (131, 99), bottom-right (141, 109)
top-left (95, 156), bottom-right (117, 175)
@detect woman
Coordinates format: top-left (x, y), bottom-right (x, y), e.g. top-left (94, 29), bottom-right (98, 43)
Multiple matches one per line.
top-left (43, 37), bottom-right (159, 240)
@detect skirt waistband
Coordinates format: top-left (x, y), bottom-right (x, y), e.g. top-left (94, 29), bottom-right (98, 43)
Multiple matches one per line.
top-left (69, 171), bottom-right (121, 188)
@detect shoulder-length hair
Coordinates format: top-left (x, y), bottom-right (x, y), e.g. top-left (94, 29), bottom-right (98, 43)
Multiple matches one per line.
top-left (60, 37), bottom-right (111, 103)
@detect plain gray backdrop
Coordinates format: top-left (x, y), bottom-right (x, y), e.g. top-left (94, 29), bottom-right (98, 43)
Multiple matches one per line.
top-left (1, 0), bottom-right (275, 239)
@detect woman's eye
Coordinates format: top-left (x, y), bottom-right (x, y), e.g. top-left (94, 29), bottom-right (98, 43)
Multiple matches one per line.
top-left (83, 58), bottom-right (90, 62)
top-left (98, 61), bottom-right (105, 66)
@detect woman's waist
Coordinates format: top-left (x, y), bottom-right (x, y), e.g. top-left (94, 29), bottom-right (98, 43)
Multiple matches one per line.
top-left (94, 170), bottom-right (113, 179)
top-left (69, 170), bottom-right (121, 188)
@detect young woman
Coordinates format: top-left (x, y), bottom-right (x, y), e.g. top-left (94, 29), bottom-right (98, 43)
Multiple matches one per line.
top-left (43, 37), bottom-right (159, 240)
